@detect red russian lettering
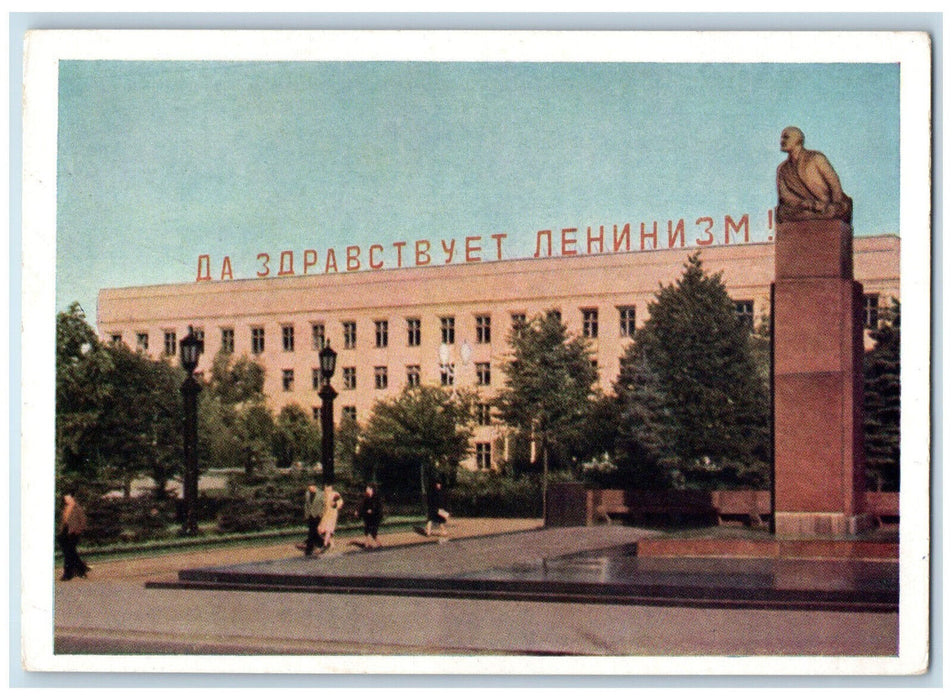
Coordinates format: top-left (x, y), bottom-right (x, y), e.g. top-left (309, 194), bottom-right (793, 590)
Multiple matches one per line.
top-left (441, 239), bottom-right (456, 263)
top-left (667, 219), bottom-right (685, 249)
top-left (369, 244), bottom-right (384, 269)
top-left (465, 236), bottom-right (482, 263)
top-left (586, 226), bottom-right (605, 254)
top-left (346, 245), bottom-right (361, 272)
top-left (256, 253), bottom-right (270, 278)
top-left (613, 224), bottom-right (631, 252)
top-left (724, 214), bottom-right (750, 244)
top-left (393, 241), bottom-right (407, 268)
top-left (640, 222), bottom-right (658, 250)
top-left (278, 250), bottom-right (295, 276)
top-left (491, 233), bottom-right (507, 260)
top-left (220, 256), bottom-right (233, 281)
top-left (303, 249), bottom-right (319, 274)
top-left (534, 230), bottom-right (553, 257)
top-left (195, 255), bottom-right (212, 282)
top-left (415, 239), bottom-right (431, 266)
top-left (695, 217), bottom-right (715, 246)
top-left (561, 228), bottom-right (578, 256)
top-left (325, 249), bottom-right (338, 274)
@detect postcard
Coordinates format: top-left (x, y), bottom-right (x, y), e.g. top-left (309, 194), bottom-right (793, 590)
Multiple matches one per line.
top-left (19, 28), bottom-right (932, 676)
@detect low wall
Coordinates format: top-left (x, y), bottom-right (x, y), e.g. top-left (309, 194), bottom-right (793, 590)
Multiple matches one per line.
top-left (571, 489), bottom-right (899, 528)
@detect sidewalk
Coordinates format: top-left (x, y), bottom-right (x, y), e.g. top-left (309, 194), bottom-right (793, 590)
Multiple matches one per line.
top-left (65, 517), bottom-right (542, 584)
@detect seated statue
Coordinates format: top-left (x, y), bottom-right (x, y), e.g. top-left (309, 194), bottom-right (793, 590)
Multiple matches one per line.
top-left (776, 126), bottom-right (852, 224)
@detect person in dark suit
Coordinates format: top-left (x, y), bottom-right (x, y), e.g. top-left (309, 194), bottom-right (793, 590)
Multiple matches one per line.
top-left (58, 494), bottom-right (89, 580)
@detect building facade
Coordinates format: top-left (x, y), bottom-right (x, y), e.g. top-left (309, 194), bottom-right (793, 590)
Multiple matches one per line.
top-left (97, 235), bottom-right (900, 471)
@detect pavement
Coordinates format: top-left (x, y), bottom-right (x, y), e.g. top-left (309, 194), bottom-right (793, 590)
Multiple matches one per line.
top-left (51, 518), bottom-right (901, 660)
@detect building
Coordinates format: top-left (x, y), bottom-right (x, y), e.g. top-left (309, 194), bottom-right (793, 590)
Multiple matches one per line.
top-left (97, 234), bottom-right (900, 471)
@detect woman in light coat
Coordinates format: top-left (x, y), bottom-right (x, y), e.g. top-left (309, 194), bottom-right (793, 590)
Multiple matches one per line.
top-left (318, 485), bottom-right (344, 550)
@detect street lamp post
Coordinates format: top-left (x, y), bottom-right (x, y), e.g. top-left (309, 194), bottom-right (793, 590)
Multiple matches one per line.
top-left (318, 340), bottom-right (338, 486)
top-left (179, 326), bottom-right (204, 536)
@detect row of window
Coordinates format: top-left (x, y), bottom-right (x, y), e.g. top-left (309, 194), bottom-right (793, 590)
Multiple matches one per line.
top-left (310, 402), bottom-right (495, 429)
top-left (281, 362), bottom-right (494, 393)
top-left (112, 295), bottom-right (884, 357)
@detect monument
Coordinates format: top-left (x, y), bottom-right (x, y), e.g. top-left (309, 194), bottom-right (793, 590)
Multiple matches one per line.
top-left (772, 126), bottom-right (874, 537)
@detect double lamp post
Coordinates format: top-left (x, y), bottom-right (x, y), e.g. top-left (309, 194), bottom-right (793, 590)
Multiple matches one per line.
top-left (177, 329), bottom-right (339, 535)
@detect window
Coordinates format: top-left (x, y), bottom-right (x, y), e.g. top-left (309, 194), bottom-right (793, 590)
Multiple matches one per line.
top-left (618, 306), bottom-right (636, 338)
top-left (407, 318), bottom-right (421, 346)
top-left (406, 365), bottom-right (421, 387)
top-left (221, 327), bottom-right (235, 354)
top-left (164, 331), bottom-right (177, 356)
top-left (375, 320), bottom-right (389, 348)
top-left (251, 327), bottom-right (265, 354)
top-left (475, 442), bottom-right (492, 470)
top-left (136, 332), bottom-right (149, 351)
top-left (110, 334), bottom-right (122, 344)
top-left (282, 324), bottom-right (295, 352)
top-left (440, 316), bottom-right (455, 344)
top-left (342, 406), bottom-right (357, 422)
top-left (194, 328), bottom-right (205, 345)
top-left (477, 403), bottom-right (492, 426)
top-left (547, 309), bottom-right (562, 323)
top-left (312, 407), bottom-right (321, 421)
top-left (342, 366), bottom-right (357, 390)
top-left (734, 300), bottom-right (755, 331)
top-left (511, 313), bottom-right (527, 333)
top-left (582, 308), bottom-right (599, 338)
top-left (343, 321), bottom-right (357, 349)
top-left (440, 363), bottom-right (455, 387)
top-left (311, 323), bottom-right (325, 350)
top-left (374, 366), bottom-right (388, 390)
top-left (476, 315), bottom-right (492, 344)
top-left (863, 293), bottom-right (880, 329)
top-left (476, 362), bottom-right (491, 386)
top-left (282, 369), bottom-right (294, 392)
top-left (312, 368), bottom-right (322, 390)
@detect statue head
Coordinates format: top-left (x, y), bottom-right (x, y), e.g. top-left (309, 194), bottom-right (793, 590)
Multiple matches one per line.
top-left (780, 126), bottom-right (805, 153)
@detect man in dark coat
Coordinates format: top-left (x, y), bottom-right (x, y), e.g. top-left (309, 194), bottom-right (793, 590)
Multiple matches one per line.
top-left (358, 483), bottom-right (383, 548)
top-left (58, 494), bottom-right (89, 580)
top-left (425, 480), bottom-right (449, 537)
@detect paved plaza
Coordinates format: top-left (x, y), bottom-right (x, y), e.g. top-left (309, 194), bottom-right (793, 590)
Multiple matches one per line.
top-left (53, 519), bottom-right (900, 659)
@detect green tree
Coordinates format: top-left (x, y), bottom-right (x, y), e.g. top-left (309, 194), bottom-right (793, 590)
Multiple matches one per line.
top-left (358, 385), bottom-right (475, 497)
top-left (56, 302), bottom-right (184, 498)
top-left (864, 299), bottom-right (900, 491)
top-left (494, 312), bottom-right (599, 476)
top-left (272, 404), bottom-right (322, 469)
top-left (611, 353), bottom-right (672, 488)
top-left (199, 352), bottom-right (274, 474)
top-left (618, 252), bottom-right (770, 489)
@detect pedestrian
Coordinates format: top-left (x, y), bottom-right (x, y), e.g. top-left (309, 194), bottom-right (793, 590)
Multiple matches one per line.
top-left (58, 494), bottom-right (89, 581)
top-left (318, 484), bottom-right (344, 551)
top-left (425, 479), bottom-right (450, 538)
top-left (357, 483), bottom-right (383, 548)
top-left (299, 483), bottom-right (323, 556)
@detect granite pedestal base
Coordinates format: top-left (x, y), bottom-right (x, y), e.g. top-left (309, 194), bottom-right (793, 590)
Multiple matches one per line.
top-left (773, 220), bottom-right (871, 538)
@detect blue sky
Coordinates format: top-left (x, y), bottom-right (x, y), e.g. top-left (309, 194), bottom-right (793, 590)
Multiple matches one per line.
top-left (56, 60), bottom-right (900, 319)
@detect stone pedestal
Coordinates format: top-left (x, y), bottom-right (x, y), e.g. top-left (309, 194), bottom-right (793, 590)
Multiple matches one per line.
top-left (773, 220), bottom-right (873, 537)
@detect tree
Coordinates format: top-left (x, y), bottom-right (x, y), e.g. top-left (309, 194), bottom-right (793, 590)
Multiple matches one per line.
top-left (199, 351), bottom-right (274, 474)
top-left (617, 252), bottom-right (770, 489)
top-left (494, 312), bottom-right (600, 476)
top-left (864, 298), bottom-right (900, 491)
top-left (56, 302), bottom-right (184, 498)
top-left (358, 385), bottom-right (475, 497)
top-left (272, 404), bottom-right (322, 469)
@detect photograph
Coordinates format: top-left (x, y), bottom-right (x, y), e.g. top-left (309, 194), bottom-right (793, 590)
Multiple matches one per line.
top-left (18, 27), bottom-right (932, 676)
